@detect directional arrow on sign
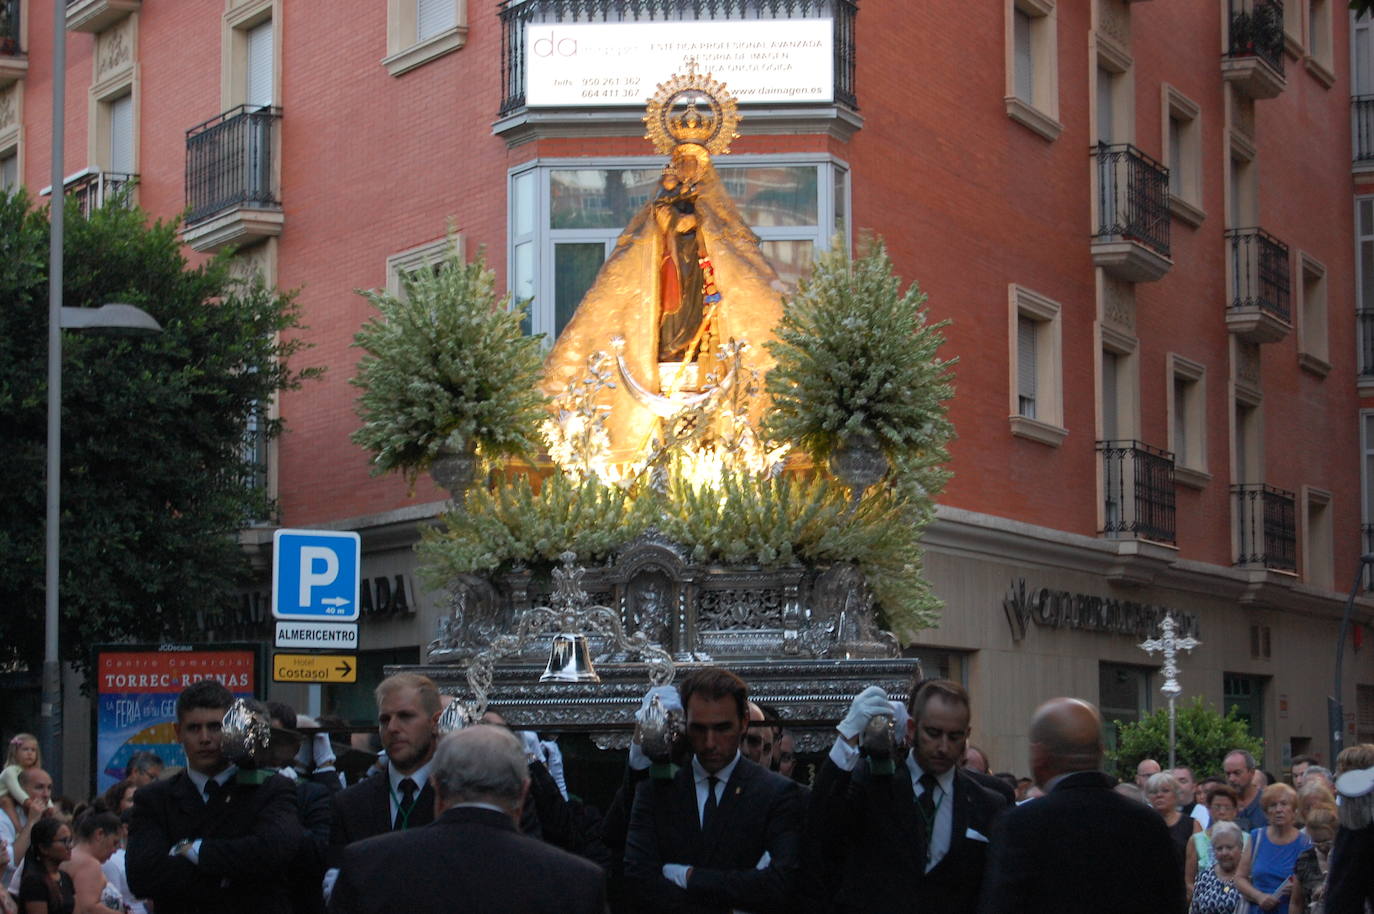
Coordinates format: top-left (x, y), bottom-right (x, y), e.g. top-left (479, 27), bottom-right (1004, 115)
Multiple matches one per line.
top-left (321, 597), bottom-right (351, 608)
top-left (336, 659), bottom-right (353, 677)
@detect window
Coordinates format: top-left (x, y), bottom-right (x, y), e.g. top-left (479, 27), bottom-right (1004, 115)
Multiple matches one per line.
top-left (1099, 662), bottom-right (1153, 755)
top-left (1285, 0), bottom-right (1306, 54)
top-left (1297, 253), bottom-right (1329, 374)
top-left (1307, 0), bottom-right (1334, 85)
top-left (1301, 486), bottom-right (1333, 589)
top-left (1168, 355), bottom-right (1208, 487)
top-left (1163, 86), bottom-right (1203, 225)
top-left (1363, 412), bottom-right (1374, 530)
top-left (1359, 685), bottom-right (1374, 746)
top-left (1223, 673), bottom-right (1266, 741)
top-left (1008, 284), bottom-right (1065, 446)
top-left (386, 235), bottom-right (463, 298)
top-left (107, 93), bottom-right (133, 173)
top-left (222, 1), bottom-right (277, 112)
top-left (87, 18), bottom-right (136, 183)
top-left (0, 150), bottom-right (14, 192)
top-left (1360, 200), bottom-right (1374, 315)
top-left (1234, 398), bottom-right (1261, 485)
top-left (509, 156), bottom-right (848, 341)
top-left (1228, 146), bottom-right (1257, 229)
top-left (384, 0), bottom-right (467, 76)
top-left (246, 20), bottom-right (273, 108)
top-left (1005, 0), bottom-right (1061, 140)
top-left (901, 646), bottom-right (969, 687)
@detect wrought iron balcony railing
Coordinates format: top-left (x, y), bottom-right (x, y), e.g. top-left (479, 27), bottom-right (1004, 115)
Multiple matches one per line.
top-left (0, 0), bottom-right (20, 56)
top-left (1099, 440), bottom-right (1177, 545)
top-left (1364, 524), bottom-right (1374, 590)
top-left (1226, 227), bottom-right (1290, 322)
top-left (1233, 483), bottom-right (1296, 571)
top-left (1226, 0), bottom-right (1284, 76)
top-left (497, 0), bottom-right (858, 116)
top-left (1092, 143), bottom-right (1171, 259)
top-left (184, 105), bottom-right (281, 225)
top-left (1355, 96), bottom-right (1374, 165)
top-left (68, 169), bottom-right (136, 217)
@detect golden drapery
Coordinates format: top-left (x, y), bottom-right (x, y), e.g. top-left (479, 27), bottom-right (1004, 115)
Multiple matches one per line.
top-left (541, 144), bottom-right (787, 464)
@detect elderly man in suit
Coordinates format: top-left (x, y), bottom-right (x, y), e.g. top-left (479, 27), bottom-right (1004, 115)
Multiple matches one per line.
top-left (328, 725), bottom-right (605, 914)
top-left (624, 666), bottom-right (803, 913)
top-left (976, 697), bottom-right (1183, 914)
top-left (126, 680), bottom-right (301, 914)
top-left (329, 672), bottom-right (442, 859)
top-left (805, 679), bottom-right (1006, 913)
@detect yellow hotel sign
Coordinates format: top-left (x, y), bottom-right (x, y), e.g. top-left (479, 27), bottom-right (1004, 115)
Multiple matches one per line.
top-left (272, 653), bottom-right (356, 684)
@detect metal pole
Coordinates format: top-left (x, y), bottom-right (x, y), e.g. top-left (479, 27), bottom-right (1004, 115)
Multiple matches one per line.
top-left (1168, 696), bottom-right (1177, 771)
top-left (41, 0), bottom-right (67, 789)
top-left (1330, 553), bottom-right (1374, 766)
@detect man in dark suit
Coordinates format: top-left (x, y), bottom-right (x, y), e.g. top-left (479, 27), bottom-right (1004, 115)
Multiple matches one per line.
top-left (624, 667), bottom-right (803, 913)
top-left (126, 680), bottom-right (301, 914)
top-left (328, 672), bottom-right (441, 861)
top-left (805, 679), bottom-right (1006, 913)
top-left (328, 725), bottom-right (606, 914)
top-left (976, 697), bottom-right (1184, 914)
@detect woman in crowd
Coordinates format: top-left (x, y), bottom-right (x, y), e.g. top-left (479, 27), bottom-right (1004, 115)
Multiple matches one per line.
top-left (1190, 820), bottom-right (1246, 914)
top-left (1295, 783), bottom-right (1334, 830)
top-left (1186, 784), bottom-right (1250, 906)
top-left (96, 782), bottom-right (134, 819)
top-left (16, 818), bottom-right (73, 914)
top-left (62, 811), bottom-right (122, 914)
top-left (1236, 783), bottom-right (1311, 913)
top-left (1147, 771), bottom-right (1200, 868)
top-left (1287, 806), bottom-right (1336, 914)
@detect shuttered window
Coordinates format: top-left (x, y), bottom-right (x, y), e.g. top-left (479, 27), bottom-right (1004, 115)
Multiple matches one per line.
top-left (246, 20), bottom-right (274, 109)
top-left (417, 0), bottom-right (455, 41)
top-left (1017, 315), bottom-right (1037, 418)
top-left (1013, 8), bottom-right (1033, 103)
top-left (109, 95), bottom-right (134, 175)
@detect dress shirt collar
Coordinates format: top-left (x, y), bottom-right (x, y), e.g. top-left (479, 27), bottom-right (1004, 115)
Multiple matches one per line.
top-left (452, 801), bottom-right (507, 815)
top-left (388, 760), bottom-right (432, 797)
top-left (691, 751), bottom-right (741, 790)
top-left (186, 765), bottom-right (236, 798)
top-left (907, 755), bottom-right (956, 797)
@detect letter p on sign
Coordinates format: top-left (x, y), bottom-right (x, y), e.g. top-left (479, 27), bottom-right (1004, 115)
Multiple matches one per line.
top-left (273, 529), bottom-right (361, 622)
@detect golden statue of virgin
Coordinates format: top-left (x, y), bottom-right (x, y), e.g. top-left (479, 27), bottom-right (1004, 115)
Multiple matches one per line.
top-left (541, 62), bottom-right (787, 467)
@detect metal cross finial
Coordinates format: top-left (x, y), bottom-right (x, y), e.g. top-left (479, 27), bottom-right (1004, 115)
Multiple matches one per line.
top-left (1138, 612), bottom-right (1201, 699)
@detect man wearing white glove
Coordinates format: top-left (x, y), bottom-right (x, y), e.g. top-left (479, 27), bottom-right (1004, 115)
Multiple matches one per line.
top-left (804, 679), bottom-right (1006, 914)
top-left (624, 667), bottom-right (802, 913)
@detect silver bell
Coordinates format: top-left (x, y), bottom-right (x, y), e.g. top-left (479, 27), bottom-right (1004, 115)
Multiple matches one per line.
top-left (221, 698), bottom-right (272, 764)
top-left (540, 633), bottom-right (600, 683)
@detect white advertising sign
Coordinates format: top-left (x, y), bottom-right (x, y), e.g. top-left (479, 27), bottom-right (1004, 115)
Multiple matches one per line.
top-left (525, 19), bottom-right (834, 107)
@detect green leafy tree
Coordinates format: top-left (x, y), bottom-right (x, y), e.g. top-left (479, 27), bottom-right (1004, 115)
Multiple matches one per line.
top-left (1109, 696), bottom-right (1264, 780)
top-left (351, 247), bottom-right (549, 482)
top-left (0, 190), bottom-right (320, 677)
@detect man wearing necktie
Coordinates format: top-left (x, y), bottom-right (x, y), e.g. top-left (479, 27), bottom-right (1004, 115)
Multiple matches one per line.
top-left (126, 680), bottom-right (301, 914)
top-left (805, 679), bottom-right (1007, 914)
top-left (624, 667), bottom-right (804, 913)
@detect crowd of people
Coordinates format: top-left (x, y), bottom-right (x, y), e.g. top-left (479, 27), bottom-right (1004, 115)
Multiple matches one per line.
top-left (2, 670), bottom-right (1373, 914)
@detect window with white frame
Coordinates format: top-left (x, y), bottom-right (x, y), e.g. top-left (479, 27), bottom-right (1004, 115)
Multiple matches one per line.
top-left (1163, 85), bottom-right (1203, 225)
top-left (384, 0), bottom-right (467, 77)
top-left (386, 235), bottom-right (463, 299)
top-left (1168, 355), bottom-right (1208, 487)
top-left (509, 156), bottom-right (849, 341)
top-left (1308, 0), bottom-right (1334, 83)
top-left (1008, 284), bottom-right (1065, 446)
top-left (0, 150), bottom-right (16, 192)
top-left (107, 93), bottom-right (133, 174)
top-left (246, 19), bottom-right (273, 108)
top-left (1005, 0), bottom-right (1061, 140)
top-left (1363, 411), bottom-right (1374, 532)
top-left (1298, 253), bottom-right (1329, 374)
top-left (1302, 486), bottom-right (1333, 589)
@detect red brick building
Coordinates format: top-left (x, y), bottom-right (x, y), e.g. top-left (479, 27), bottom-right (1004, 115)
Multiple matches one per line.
top-left (3, 0), bottom-right (1373, 785)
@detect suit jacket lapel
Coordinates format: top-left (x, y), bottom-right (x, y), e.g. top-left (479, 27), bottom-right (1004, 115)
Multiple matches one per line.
top-left (673, 766), bottom-right (704, 858)
top-left (892, 763), bottom-right (924, 854)
top-left (372, 772), bottom-right (394, 834)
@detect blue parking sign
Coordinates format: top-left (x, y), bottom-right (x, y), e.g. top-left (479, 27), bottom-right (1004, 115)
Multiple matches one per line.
top-left (273, 529), bottom-right (362, 622)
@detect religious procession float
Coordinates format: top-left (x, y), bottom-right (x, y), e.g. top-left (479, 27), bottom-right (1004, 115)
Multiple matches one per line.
top-left (349, 62), bottom-right (956, 760)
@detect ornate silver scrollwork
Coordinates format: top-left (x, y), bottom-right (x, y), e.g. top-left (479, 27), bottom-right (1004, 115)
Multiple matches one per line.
top-left (461, 552), bottom-right (676, 717)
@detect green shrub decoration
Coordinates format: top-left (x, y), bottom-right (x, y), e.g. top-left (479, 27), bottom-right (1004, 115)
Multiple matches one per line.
top-left (1109, 696), bottom-right (1265, 780)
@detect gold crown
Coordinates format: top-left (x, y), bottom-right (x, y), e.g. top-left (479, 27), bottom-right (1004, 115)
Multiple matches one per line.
top-left (643, 59), bottom-right (741, 156)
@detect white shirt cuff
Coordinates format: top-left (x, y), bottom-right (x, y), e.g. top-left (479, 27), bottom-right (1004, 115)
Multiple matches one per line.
top-left (661, 863), bottom-right (690, 888)
top-left (829, 737), bottom-right (860, 771)
top-left (186, 839), bottom-right (203, 865)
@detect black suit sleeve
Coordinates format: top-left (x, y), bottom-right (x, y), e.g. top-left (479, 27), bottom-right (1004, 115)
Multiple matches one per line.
top-left (125, 783), bottom-right (203, 900)
top-left (197, 775), bottom-right (302, 879)
top-left (685, 779), bottom-right (802, 914)
top-left (800, 758), bottom-right (855, 913)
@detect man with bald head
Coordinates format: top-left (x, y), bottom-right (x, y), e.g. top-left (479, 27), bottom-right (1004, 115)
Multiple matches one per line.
top-left (977, 698), bottom-right (1183, 914)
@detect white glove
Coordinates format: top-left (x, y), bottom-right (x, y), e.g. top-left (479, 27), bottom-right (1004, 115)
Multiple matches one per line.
top-left (517, 730), bottom-right (542, 762)
top-left (312, 732), bottom-right (337, 768)
top-left (541, 739), bottom-right (569, 800)
top-left (836, 685), bottom-right (893, 740)
top-left (889, 700), bottom-right (911, 745)
top-left (635, 685), bottom-right (683, 723)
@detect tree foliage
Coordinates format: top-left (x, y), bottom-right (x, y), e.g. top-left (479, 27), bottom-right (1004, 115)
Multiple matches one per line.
top-left (1110, 696), bottom-right (1265, 780)
top-left (0, 190), bottom-right (320, 677)
top-left (351, 248), bottom-right (549, 481)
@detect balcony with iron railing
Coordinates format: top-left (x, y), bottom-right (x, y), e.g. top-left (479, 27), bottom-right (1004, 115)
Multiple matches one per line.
top-left (0, 0), bottom-right (27, 87)
top-left (1222, 0), bottom-right (1285, 99)
top-left (182, 105), bottom-right (283, 253)
top-left (1099, 441), bottom-right (1177, 545)
top-left (67, 169), bottom-right (136, 216)
top-left (1233, 483), bottom-right (1296, 572)
top-left (1225, 227), bottom-right (1291, 343)
top-left (1354, 96), bottom-right (1374, 173)
top-left (65, 0), bottom-right (139, 33)
top-left (495, 0), bottom-right (860, 142)
top-left (1091, 144), bottom-right (1172, 283)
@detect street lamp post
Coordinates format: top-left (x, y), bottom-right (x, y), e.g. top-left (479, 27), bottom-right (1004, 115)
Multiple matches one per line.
top-left (1329, 553), bottom-right (1374, 767)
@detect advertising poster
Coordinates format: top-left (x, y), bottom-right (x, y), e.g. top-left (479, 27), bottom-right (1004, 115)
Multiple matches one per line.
top-left (525, 19), bottom-right (834, 107)
top-left (93, 644), bottom-right (262, 793)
